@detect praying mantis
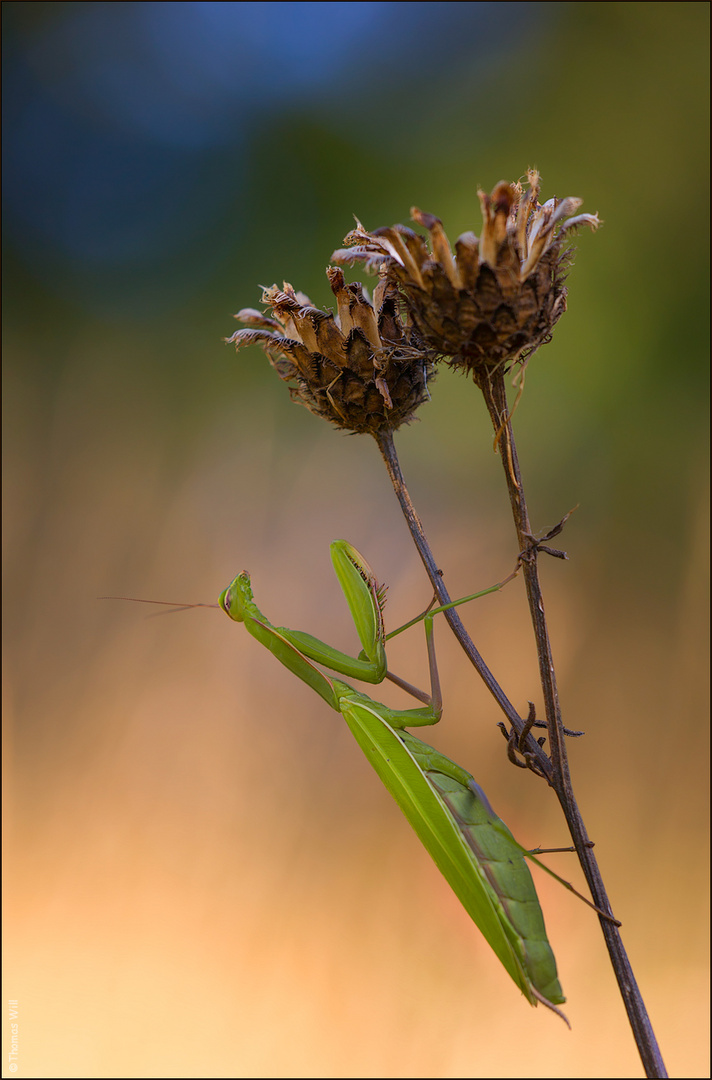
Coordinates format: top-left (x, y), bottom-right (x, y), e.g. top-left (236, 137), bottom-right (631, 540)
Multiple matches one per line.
top-left (217, 539), bottom-right (568, 1017)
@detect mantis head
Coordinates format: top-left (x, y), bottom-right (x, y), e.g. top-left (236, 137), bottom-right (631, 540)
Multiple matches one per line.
top-left (218, 572), bottom-right (254, 623)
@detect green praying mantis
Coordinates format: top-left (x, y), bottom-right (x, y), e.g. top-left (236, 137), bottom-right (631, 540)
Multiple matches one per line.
top-left (217, 540), bottom-right (568, 1018)
top-left (108, 539), bottom-right (615, 1020)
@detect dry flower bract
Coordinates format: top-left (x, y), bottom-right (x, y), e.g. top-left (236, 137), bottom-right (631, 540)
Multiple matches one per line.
top-left (227, 269), bottom-right (437, 435)
top-left (331, 170), bottom-right (600, 379)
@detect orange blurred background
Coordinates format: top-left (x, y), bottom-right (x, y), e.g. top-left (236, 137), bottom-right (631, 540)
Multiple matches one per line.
top-left (3, 3), bottom-right (708, 1076)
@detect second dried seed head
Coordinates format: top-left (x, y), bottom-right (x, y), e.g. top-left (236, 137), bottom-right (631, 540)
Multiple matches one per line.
top-left (228, 269), bottom-right (437, 435)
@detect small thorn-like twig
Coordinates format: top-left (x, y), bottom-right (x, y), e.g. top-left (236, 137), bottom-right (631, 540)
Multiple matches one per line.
top-left (498, 720), bottom-right (550, 780)
top-left (519, 701), bottom-right (547, 750)
top-left (499, 722), bottom-right (530, 770)
top-left (518, 506), bottom-right (578, 564)
top-left (519, 700), bottom-right (584, 740)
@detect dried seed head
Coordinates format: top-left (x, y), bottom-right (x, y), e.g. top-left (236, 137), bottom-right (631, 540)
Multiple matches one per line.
top-left (227, 270), bottom-right (437, 435)
top-left (331, 170), bottom-right (600, 379)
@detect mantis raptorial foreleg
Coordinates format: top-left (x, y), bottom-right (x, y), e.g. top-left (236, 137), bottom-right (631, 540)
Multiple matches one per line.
top-left (218, 540), bottom-right (569, 1018)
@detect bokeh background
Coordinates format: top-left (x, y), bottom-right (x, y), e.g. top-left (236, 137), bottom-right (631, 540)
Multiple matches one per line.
top-left (3, 3), bottom-right (709, 1077)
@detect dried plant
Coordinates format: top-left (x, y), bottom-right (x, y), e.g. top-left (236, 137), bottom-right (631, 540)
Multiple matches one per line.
top-left (228, 169), bottom-right (667, 1079)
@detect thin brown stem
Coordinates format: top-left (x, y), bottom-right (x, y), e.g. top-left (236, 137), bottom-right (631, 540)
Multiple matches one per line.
top-left (477, 368), bottom-right (667, 1079)
top-left (374, 429), bottom-right (552, 778)
top-left (378, 421), bottom-right (666, 1076)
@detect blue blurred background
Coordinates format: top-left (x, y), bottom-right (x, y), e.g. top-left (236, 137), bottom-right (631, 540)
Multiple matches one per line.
top-left (3, 3), bottom-right (709, 1076)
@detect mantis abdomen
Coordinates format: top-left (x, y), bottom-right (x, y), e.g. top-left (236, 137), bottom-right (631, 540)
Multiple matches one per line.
top-left (410, 738), bottom-right (563, 1007)
top-left (340, 690), bottom-right (564, 1009)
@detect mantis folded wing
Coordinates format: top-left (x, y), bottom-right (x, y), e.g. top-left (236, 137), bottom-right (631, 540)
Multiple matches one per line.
top-left (219, 540), bottom-right (566, 1016)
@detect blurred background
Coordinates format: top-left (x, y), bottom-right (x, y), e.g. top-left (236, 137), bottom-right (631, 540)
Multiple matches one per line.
top-left (3, 3), bottom-right (709, 1076)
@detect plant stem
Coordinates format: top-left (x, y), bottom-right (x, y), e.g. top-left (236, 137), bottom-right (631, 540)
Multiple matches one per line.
top-left (375, 412), bottom-right (667, 1079)
top-left (476, 369), bottom-right (667, 1079)
top-left (375, 429), bottom-right (551, 778)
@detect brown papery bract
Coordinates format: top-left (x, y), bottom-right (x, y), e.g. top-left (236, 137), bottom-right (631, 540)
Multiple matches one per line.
top-left (227, 269), bottom-right (438, 435)
top-left (331, 170), bottom-right (600, 380)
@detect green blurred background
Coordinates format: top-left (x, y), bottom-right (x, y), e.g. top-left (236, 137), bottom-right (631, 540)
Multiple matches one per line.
top-left (3, 3), bottom-right (709, 1076)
